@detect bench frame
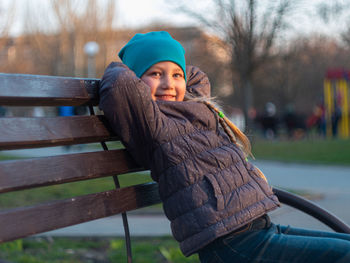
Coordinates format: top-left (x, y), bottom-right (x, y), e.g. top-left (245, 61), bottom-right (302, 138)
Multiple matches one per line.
top-left (1, 73), bottom-right (349, 263)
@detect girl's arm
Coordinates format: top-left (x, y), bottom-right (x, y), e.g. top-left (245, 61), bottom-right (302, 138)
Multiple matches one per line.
top-left (99, 62), bottom-right (163, 168)
top-left (99, 63), bottom-right (211, 167)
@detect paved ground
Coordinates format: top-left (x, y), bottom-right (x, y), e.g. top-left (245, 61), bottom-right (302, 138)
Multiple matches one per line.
top-left (2, 147), bottom-right (350, 237)
top-left (257, 160), bottom-right (350, 232)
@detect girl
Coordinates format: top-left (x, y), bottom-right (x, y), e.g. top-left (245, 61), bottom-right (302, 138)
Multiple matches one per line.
top-left (99, 31), bottom-right (350, 262)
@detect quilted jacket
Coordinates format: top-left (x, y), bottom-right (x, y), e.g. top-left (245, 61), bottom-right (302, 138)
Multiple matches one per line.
top-left (99, 62), bottom-right (280, 256)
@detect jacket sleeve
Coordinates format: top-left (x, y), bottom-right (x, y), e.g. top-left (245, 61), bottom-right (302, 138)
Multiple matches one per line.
top-left (99, 62), bottom-right (164, 168)
top-left (99, 62), bottom-right (211, 167)
top-left (185, 65), bottom-right (211, 98)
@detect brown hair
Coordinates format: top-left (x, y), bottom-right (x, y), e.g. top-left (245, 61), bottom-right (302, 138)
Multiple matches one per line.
top-left (203, 100), bottom-right (252, 158)
top-left (184, 94), bottom-right (252, 157)
top-left (183, 95), bottom-right (270, 181)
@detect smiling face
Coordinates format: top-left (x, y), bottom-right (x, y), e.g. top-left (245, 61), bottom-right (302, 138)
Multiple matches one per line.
top-left (140, 61), bottom-right (186, 102)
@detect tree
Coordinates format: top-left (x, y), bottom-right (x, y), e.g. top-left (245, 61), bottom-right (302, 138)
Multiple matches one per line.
top-left (253, 34), bottom-right (350, 115)
top-left (316, 1), bottom-right (350, 47)
top-left (0, 1), bottom-right (16, 36)
top-left (0, 1), bottom-right (16, 50)
top-left (22, 0), bottom-right (116, 77)
top-left (317, 1), bottom-right (350, 23)
top-left (175, 0), bottom-right (294, 130)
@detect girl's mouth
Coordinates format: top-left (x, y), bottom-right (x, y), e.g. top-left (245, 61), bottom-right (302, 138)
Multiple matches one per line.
top-left (155, 95), bottom-right (176, 101)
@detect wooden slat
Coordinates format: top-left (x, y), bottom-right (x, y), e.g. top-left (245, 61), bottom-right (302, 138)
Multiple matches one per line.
top-left (0, 115), bottom-right (118, 150)
top-left (0, 150), bottom-right (144, 193)
top-left (0, 182), bottom-right (161, 243)
top-left (0, 73), bottom-right (99, 106)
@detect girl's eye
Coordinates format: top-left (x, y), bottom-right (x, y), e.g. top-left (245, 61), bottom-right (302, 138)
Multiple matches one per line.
top-left (151, 72), bottom-right (161, 77)
top-left (174, 73), bottom-right (183, 78)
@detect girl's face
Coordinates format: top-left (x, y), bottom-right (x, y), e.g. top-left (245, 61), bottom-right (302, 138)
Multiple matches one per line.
top-left (141, 61), bottom-right (186, 102)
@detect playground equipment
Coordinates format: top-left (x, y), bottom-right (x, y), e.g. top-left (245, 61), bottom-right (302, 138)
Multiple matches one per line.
top-left (324, 69), bottom-right (349, 138)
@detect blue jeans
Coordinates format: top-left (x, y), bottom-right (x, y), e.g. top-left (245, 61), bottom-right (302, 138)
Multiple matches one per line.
top-left (198, 217), bottom-right (350, 263)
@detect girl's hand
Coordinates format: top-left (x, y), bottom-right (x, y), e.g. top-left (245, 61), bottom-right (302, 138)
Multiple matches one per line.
top-left (185, 66), bottom-right (211, 98)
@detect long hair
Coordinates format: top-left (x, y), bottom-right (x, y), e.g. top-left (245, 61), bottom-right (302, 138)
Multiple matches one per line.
top-left (184, 94), bottom-right (252, 158)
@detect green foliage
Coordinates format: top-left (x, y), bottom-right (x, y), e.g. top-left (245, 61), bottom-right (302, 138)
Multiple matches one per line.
top-left (0, 155), bottom-right (10, 161)
top-left (0, 237), bottom-right (111, 263)
top-left (252, 138), bottom-right (350, 165)
top-left (0, 239), bottom-right (23, 252)
top-left (108, 237), bottom-right (199, 263)
top-left (0, 237), bottom-right (199, 263)
top-left (0, 154), bottom-right (23, 161)
top-left (160, 246), bottom-right (199, 263)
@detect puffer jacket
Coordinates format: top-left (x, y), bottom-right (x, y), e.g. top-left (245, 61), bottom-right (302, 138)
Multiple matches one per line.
top-left (99, 62), bottom-right (280, 256)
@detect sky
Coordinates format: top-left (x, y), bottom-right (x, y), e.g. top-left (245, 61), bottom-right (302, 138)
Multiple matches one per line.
top-left (117, 0), bottom-right (196, 28)
top-left (2, 0), bottom-right (349, 38)
top-left (2, 0), bottom-right (197, 36)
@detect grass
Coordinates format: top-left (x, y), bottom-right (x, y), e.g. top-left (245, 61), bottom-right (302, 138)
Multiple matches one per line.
top-left (251, 138), bottom-right (350, 166)
top-left (0, 154), bottom-right (25, 161)
top-left (0, 237), bottom-right (199, 263)
top-left (0, 171), bottom-right (154, 210)
top-left (278, 187), bottom-right (324, 201)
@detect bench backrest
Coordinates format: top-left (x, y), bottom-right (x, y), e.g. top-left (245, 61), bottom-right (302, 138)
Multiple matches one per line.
top-left (2, 72), bottom-right (350, 250)
top-left (0, 73), bottom-right (161, 243)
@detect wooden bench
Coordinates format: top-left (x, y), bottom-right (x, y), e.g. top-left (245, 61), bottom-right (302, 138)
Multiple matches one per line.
top-left (1, 73), bottom-right (349, 262)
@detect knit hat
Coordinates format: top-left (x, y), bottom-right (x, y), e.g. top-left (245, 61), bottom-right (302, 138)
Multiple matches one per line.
top-left (118, 31), bottom-right (186, 80)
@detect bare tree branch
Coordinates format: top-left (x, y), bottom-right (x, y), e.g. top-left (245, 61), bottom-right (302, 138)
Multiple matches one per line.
top-left (0, 1), bottom-right (16, 37)
top-left (20, 0), bottom-right (117, 76)
top-left (174, 0), bottom-right (295, 129)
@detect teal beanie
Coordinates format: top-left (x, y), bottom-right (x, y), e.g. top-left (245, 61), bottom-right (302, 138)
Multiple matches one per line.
top-left (118, 31), bottom-right (186, 80)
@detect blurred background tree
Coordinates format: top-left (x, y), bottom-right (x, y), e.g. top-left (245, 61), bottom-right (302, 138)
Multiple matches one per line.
top-left (2, 0), bottom-right (116, 77)
top-left (175, 0), bottom-right (295, 130)
top-left (0, 0), bottom-right (17, 71)
top-left (0, 1), bottom-right (16, 41)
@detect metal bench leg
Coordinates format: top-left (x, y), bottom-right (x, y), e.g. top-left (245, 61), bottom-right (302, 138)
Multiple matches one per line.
top-left (89, 105), bottom-right (133, 263)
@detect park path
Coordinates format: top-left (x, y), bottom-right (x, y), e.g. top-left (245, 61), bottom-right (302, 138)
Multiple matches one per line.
top-left (2, 147), bottom-right (350, 236)
top-left (255, 160), bottom-right (350, 232)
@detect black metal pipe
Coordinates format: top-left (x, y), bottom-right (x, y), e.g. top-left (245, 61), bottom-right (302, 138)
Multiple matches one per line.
top-left (88, 105), bottom-right (133, 263)
top-left (273, 187), bottom-right (350, 234)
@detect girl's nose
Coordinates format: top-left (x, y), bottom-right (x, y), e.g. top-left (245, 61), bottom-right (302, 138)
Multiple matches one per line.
top-left (161, 75), bottom-right (174, 89)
